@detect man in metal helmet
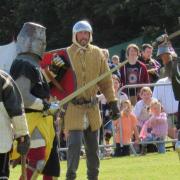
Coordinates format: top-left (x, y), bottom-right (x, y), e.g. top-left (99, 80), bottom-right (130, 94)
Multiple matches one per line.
top-left (72, 20), bottom-right (93, 48)
top-left (10, 22), bottom-right (59, 180)
top-left (59, 20), bottom-right (120, 180)
top-left (156, 38), bottom-right (180, 148)
top-left (16, 22), bottom-right (46, 58)
top-left (157, 43), bottom-right (180, 100)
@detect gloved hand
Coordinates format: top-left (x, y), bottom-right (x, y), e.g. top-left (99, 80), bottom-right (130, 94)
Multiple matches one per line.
top-left (49, 53), bottom-right (65, 74)
top-left (109, 101), bottom-right (120, 120)
top-left (48, 102), bottom-right (59, 115)
top-left (17, 134), bottom-right (30, 155)
top-left (152, 34), bottom-right (168, 46)
top-left (43, 99), bottom-right (51, 111)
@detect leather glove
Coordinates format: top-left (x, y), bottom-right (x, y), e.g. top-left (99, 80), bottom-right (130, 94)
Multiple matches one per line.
top-left (108, 101), bottom-right (120, 120)
top-left (49, 53), bottom-right (65, 74)
top-left (152, 34), bottom-right (168, 46)
top-left (43, 99), bottom-right (51, 111)
top-left (17, 134), bottom-right (30, 155)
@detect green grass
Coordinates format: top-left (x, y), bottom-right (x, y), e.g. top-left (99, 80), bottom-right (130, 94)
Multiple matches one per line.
top-left (10, 151), bottom-right (180, 180)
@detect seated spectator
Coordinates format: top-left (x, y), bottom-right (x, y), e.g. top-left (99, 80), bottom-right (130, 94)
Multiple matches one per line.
top-left (113, 100), bottom-right (140, 157)
top-left (111, 55), bottom-right (120, 66)
top-left (134, 87), bottom-right (155, 131)
top-left (140, 100), bottom-right (168, 154)
top-left (153, 77), bottom-right (178, 139)
top-left (120, 44), bottom-right (149, 105)
top-left (139, 44), bottom-right (161, 83)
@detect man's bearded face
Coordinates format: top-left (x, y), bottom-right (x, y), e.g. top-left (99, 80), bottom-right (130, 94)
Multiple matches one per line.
top-left (76, 31), bottom-right (90, 47)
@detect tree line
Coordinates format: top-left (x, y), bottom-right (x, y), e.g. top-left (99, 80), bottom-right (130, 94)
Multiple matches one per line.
top-left (0, 0), bottom-right (179, 49)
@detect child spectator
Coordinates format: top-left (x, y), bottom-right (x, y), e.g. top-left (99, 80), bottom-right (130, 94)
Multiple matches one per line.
top-left (113, 100), bottom-right (140, 156)
top-left (111, 55), bottom-right (120, 66)
top-left (97, 74), bottom-right (127, 156)
top-left (134, 87), bottom-right (155, 131)
top-left (102, 49), bottom-right (120, 78)
top-left (140, 100), bottom-right (168, 154)
top-left (111, 74), bottom-right (128, 109)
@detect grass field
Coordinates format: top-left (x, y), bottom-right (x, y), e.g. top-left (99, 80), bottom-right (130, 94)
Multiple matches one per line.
top-left (10, 151), bottom-right (180, 180)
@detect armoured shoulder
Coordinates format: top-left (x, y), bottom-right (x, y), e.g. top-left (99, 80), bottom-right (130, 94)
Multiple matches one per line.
top-left (10, 59), bottom-right (42, 84)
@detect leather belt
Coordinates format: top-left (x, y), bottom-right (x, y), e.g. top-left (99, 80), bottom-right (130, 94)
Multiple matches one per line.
top-left (71, 97), bottom-right (98, 107)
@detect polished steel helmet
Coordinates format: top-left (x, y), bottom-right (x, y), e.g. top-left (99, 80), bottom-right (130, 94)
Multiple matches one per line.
top-left (72, 20), bottom-right (93, 47)
top-left (156, 44), bottom-right (171, 57)
top-left (16, 22), bottom-right (46, 58)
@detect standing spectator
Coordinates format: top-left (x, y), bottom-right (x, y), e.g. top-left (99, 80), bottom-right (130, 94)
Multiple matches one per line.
top-left (155, 39), bottom-right (180, 139)
top-left (139, 44), bottom-right (161, 83)
top-left (64, 20), bottom-right (120, 180)
top-left (155, 34), bottom-right (180, 141)
top-left (140, 100), bottom-right (168, 154)
top-left (111, 55), bottom-right (120, 66)
top-left (113, 100), bottom-right (140, 157)
top-left (120, 44), bottom-right (149, 105)
top-left (0, 70), bottom-right (30, 180)
top-left (102, 49), bottom-right (120, 79)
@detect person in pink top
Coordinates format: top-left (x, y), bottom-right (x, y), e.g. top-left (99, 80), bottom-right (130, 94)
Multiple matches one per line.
top-left (113, 100), bottom-right (140, 156)
top-left (140, 99), bottom-right (168, 154)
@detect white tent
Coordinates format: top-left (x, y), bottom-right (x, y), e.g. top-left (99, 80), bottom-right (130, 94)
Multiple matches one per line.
top-left (0, 41), bottom-right (17, 73)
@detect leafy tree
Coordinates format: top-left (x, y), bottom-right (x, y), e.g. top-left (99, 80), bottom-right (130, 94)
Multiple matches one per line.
top-left (0, 0), bottom-right (179, 48)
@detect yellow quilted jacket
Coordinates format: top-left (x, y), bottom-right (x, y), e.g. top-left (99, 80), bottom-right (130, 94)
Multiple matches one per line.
top-left (64, 44), bottom-right (116, 131)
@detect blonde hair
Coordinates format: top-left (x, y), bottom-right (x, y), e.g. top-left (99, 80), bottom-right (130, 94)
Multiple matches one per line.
top-left (121, 99), bottom-right (132, 111)
top-left (126, 43), bottom-right (140, 57)
top-left (140, 86), bottom-right (152, 97)
top-left (112, 74), bottom-right (120, 83)
top-left (150, 99), bottom-right (161, 110)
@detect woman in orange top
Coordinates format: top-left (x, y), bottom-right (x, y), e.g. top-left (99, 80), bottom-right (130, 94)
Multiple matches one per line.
top-left (113, 100), bottom-right (140, 156)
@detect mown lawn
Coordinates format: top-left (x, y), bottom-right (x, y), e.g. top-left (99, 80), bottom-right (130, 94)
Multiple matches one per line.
top-left (10, 151), bottom-right (180, 180)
